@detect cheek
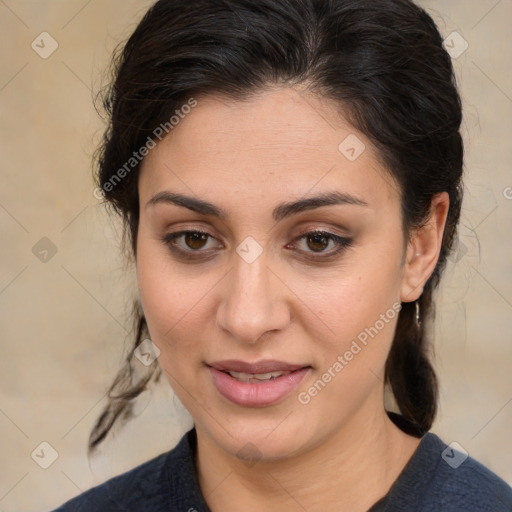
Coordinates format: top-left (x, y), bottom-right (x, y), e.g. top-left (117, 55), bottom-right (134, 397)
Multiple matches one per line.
top-left (310, 281), bottom-right (398, 365)
top-left (136, 231), bottom-right (204, 349)
top-left (300, 244), bottom-right (403, 372)
top-left (135, 229), bottom-right (231, 386)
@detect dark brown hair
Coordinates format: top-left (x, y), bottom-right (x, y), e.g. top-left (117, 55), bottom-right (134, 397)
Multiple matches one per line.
top-left (89, 0), bottom-right (463, 452)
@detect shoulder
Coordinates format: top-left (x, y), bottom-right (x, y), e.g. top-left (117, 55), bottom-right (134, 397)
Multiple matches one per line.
top-left (386, 432), bottom-right (512, 512)
top-left (48, 429), bottom-right (208, 512)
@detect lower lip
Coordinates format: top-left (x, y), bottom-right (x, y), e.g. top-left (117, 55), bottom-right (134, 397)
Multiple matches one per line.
top-left (208, 366), bottom-right (310, 407)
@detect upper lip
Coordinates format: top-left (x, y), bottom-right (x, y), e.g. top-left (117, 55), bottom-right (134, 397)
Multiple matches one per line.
top-left (208, 359), bottom-right (310, 374)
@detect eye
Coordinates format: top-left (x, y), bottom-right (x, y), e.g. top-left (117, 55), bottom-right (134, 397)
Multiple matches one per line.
top-left (161, 230), bottom-right (221, 257)
top-left (288, 230), bottom-right (353, 257)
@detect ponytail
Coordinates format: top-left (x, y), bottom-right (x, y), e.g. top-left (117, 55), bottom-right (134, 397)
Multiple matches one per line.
top-left (88, 300), bottom-right (160, 453)
top-left (385, 284), bottom-right (438, 434)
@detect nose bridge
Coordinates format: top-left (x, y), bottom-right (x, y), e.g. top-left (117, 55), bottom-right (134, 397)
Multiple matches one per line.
top-left (216, 247), bottom-right (289, 344)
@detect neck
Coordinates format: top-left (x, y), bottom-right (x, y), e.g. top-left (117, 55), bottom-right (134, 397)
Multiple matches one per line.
top-left (196, 400), bottom-right (422, 512)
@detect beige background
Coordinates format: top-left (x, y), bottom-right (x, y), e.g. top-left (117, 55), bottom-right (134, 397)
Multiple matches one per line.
top-left (1, 1), bottom-right (511, 511)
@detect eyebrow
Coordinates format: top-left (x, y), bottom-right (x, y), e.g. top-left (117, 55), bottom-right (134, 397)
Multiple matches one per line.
top-left (145, 190), bottom-right (368, 222)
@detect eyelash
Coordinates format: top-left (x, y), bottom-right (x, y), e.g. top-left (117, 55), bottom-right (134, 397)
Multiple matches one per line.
top-left (160, 229), bottom-right (353, 261)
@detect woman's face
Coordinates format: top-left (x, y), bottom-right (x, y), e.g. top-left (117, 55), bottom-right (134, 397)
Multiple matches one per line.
top-left (136, 87), bottom-right (414, 460)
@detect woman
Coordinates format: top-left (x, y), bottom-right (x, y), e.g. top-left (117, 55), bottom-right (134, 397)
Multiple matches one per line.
top-left (51, 0), bottom-right (512, 510)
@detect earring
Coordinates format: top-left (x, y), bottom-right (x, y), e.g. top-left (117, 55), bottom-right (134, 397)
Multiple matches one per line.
top-left (415, 301), bottom-right (421, 329)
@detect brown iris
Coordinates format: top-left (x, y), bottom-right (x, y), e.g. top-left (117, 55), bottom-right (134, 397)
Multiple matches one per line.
top-left (185, 232), bottom-right (209, 250)
top-left (306, 233), bottom-right (329, 252)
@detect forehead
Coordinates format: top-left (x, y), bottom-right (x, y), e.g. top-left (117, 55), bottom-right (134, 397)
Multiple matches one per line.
top-left (138, 87), bottom-right (401, 212)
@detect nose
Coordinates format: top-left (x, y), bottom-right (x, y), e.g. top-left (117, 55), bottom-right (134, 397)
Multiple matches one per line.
top-left (215, 249), bottom-right (291, 345)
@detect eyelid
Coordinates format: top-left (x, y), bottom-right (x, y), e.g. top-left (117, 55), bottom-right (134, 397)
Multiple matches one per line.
top-left (293, 224), bottom-right (352, 240)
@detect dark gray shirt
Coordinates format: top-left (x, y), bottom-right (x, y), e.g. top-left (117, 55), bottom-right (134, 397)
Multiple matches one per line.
top-left (50, 417), bottom-right (512, 511)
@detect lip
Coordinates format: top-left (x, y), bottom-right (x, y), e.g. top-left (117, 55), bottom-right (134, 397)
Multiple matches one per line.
top-left (208, 359), bottom-right (308, 374)
top-left (207, 359), bottom-right (311, 407)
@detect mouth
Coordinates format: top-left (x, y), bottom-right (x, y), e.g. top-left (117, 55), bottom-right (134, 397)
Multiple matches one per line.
top-left (221, 369), bottom-right (292, 383)
top-left (207, 359), bottom-right (312, 407)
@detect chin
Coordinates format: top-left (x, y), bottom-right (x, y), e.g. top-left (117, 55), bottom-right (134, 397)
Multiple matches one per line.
top-left (197, 402), bottom-right (321, 462)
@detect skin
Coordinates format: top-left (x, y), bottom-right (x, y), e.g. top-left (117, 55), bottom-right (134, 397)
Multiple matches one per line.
top-left (136, 86), bottom-right (449, 511)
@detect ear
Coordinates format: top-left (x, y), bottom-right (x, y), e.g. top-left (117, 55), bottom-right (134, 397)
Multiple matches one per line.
top-left (400, 192), bottom-right (450, 303)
